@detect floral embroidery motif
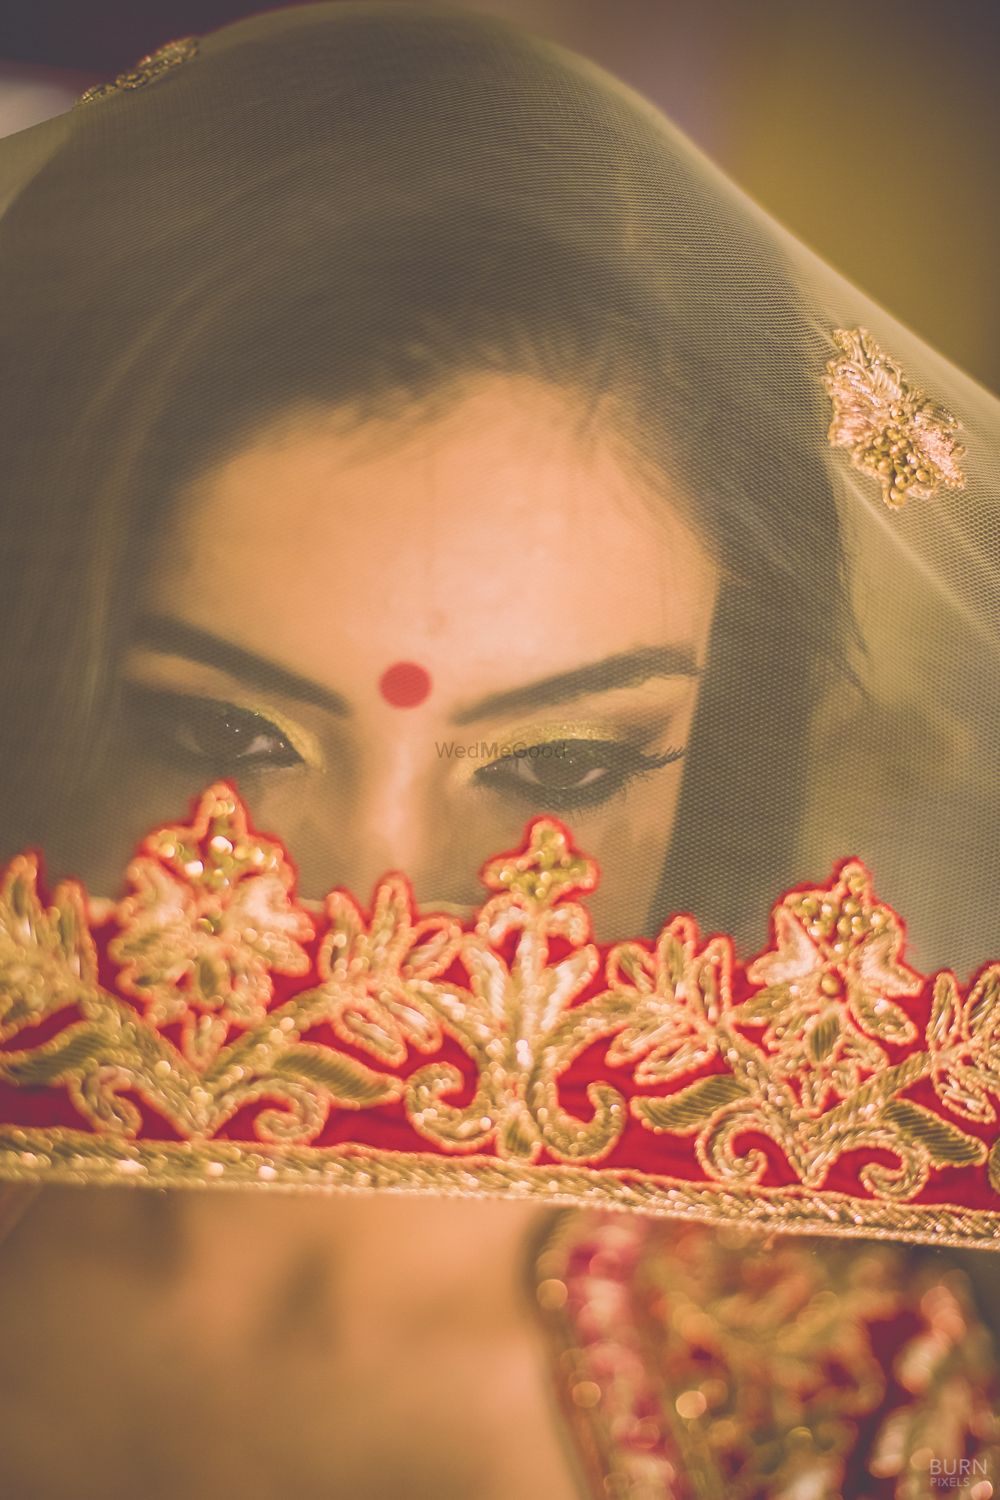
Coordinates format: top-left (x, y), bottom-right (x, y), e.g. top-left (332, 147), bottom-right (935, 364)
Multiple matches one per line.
top-left (317, 878), bottom-right (460, 1067)
top-left (743, 862), bottom-right (922, 1111)
top-left (619, 861), bottom-right (993, 1203)
top-left (405, 823), bottom-right (629, 1162)
top-left (0, 857), bottom-right (96, 1043)
top-left (76, 37), bottom-right (198, 107)
top-left (927, 967), bottom-right (1000, 1126)
top-left (109, 786), bottom-right (314, 1066)
top-left (0, 781), bottom-right (998, 1248)
top-left (825, 327), bottom-right (966, 508)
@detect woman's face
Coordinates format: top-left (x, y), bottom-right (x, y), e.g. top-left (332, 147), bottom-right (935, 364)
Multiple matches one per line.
top-left (93, 376), bottom-right (720, 939)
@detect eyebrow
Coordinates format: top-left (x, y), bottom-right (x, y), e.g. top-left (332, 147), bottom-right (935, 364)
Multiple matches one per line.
top-left (129, 614), bottom-right (351, 716)
top-left (452, 644), bottom-right (701, 723)
top-left (130, 616), bottom-right (700, 724)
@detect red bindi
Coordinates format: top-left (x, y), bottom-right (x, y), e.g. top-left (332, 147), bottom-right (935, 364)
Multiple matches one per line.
top-left (379, 661), bottom-right (432, 708)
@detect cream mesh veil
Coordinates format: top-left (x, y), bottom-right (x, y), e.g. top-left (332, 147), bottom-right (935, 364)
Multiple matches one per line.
top-left (0, 3), bottom-right (996, 1238)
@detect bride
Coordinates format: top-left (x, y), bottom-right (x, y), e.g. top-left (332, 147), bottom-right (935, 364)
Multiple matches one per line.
top-left (0, 7), bottom-right (997, 1497)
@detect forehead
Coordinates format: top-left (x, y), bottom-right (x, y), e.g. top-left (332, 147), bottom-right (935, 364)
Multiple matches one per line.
top-left (148, 378), bottom-right (719, 695)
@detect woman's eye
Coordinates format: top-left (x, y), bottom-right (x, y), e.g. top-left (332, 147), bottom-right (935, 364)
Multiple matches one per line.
top-left (121, 687), bottom-right (305, 772)
top-left (473, 739), bottom-right (684, 811)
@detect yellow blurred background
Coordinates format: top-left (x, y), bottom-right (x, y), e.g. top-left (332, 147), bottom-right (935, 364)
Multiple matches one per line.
top-left (2, 0), bottom-right (998, 392)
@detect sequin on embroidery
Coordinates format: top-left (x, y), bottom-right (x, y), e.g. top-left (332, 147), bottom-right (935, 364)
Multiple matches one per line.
top-left (0, 781), bottom-right (998, 1249)
top-left (824, 327), bottom-right (966, 508)
top-left (533, 1213), bottom-right (1000, 1500)
top-left (76, 37), bottom-right (199, 106)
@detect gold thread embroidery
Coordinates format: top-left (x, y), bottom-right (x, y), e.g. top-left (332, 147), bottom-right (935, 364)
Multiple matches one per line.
top-left (109, 785), bottom-right (315, 1065)
top-left (634, 1228), bottom-right (898, 1500)
top-left (0, 1131), bottom-right (997, 1250)
top-left (535, 1215), bottom-right (1000, 1500)
top-left (317, 877), bottom-right (461, 1066)
top-left (533, 1215), bottom-right (687, 1500)
top-left (0, 782), bottom-right (998, 1249)
top-left (616, 865), bottom-right (992, 1204)
top-left (76, 37), bottom-right (198, 106)
top-left (867, 1266), bottom-right (1000, 1495)
top-left (0, 855), bottom-right (97, 1042)
top-left (405, 822), bottom-right (629, 1163)
top-left (825, 327), bottom-right (966, 508)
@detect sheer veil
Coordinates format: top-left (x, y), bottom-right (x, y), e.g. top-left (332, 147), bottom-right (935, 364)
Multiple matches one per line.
top-left (0, 3), bottom-right (996, 1247)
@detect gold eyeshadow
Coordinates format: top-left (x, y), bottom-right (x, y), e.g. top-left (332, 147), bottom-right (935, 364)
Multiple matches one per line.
top-left (120, 656), bottom-right (327, 771)
top-left (445, 718), bottom-right (679, 786)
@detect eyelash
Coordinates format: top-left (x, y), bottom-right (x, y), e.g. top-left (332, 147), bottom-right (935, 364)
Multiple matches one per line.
top-left (122, 687), bottom-right (305, 772)
top-left (121, 687), bottom-right (685, 810)
top-left (472, 739), bottom-right (685, 811)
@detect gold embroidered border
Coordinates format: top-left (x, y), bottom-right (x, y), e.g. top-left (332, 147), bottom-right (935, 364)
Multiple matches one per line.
top-left (3, 788), bottom-right (999, 1242)
top-left (2, 1128), bottom-right (997, 1252)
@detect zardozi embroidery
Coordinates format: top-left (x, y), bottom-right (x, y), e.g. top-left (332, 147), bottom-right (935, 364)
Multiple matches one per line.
top-left (825, 327), bottom-right (966, 508)
top-left (533, 1214), bottom-right (1000, 1500)
top-left (76, 37), bottom-right (199, 107)
top-left (0, 781), bottom-right (997, 1248)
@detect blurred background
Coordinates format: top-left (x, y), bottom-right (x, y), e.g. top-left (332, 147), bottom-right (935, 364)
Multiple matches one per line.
top-left (1, 0), bottom-right (998, 394)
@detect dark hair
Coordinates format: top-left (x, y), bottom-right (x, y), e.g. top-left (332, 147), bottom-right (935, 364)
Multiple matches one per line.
top-left (0, 5), bottom-right (855, 941)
